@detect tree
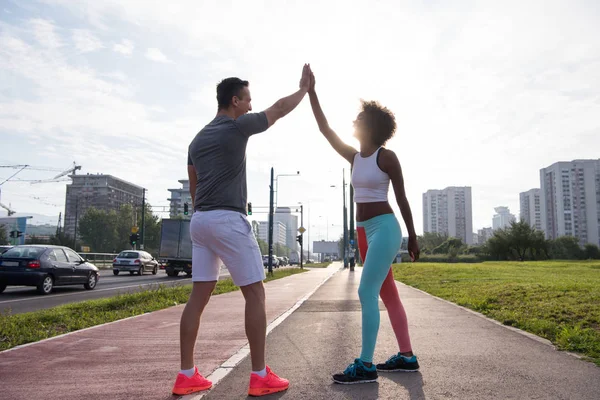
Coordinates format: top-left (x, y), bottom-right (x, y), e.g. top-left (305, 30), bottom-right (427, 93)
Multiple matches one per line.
top-left (49, 231), bottom-right (74, 247)
top-left (548, 236), bottom-right (584, 260)
top-left (139, 204), bottom-right (161, 254)
top-left (252, 220), bottom-right (260, 240)
top-left (486, 229), bottom-right (511, 260)
top-left (431, 237), bottom-right (464, 255)
top-left (257, 239), bottom-right (268, 255)
top-left (25, 235), bottom-right (46, 244)
top-left (78, 207), bottom-right (119, 253)
top-left (584, 243), bottom-right (600, 259)
top-left (0, 224), bottom-right (7, 245)
top-left (507, 220), bottom-right (536, 261)
top-left (418, 232), bottom-right (448, 254)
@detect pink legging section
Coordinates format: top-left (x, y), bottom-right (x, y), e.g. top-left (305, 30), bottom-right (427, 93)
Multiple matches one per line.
top-left (357, 226), bottom-right (413, 353)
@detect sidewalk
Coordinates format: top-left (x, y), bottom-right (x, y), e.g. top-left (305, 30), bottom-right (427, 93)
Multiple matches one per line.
top-left (205, 267), bottom-right (600, 400)
top-left (0, 263), bottom-right (342, 400)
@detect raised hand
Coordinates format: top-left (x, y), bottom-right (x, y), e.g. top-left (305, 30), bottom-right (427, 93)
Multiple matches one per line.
top-left (308, 71), bottom-right (316, 94)
top-left (299, 63), bottom-right (311, 92)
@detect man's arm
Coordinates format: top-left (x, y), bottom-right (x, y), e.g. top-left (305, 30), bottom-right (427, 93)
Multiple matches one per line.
top-left (263, 63), bottom-right (311, 127)
top-left (187, 156), bottom-right (197, 205)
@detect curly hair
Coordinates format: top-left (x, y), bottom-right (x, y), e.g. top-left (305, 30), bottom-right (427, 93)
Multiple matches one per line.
top-left (360, 100), bottom-right (397, 146)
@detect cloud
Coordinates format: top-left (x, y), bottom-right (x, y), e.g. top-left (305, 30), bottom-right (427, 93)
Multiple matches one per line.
top-left (3, 0), bottom-right (600, 234)
top-left (113, 39), bottom-right (133, 55)
top-left (30, 18), bottom-right (62, 49)
top-left (145, 47), bottom-right (170, 63)
top-left (72, 29), bottom-right (103, 53)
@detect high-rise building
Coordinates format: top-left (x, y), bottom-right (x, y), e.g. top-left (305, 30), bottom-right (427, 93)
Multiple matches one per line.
top-left (256, 221), bottom-right (287, 246)
top-left (423, 186), bottom-right (473, 244)
top-left (274, 207), bottom-right (299, 251)
top-left (492, 206), bottom-right (516, 231)
top-left (64, 174), bottom-right (144, 237)
top-left (477, 227), bottom-right (494, 244)
top-left (168, 180), bottom-right (193, 218)
top-left (520, 189), bottom-right (542, 231)
top-left (540, 159), bottom-right (600, 246)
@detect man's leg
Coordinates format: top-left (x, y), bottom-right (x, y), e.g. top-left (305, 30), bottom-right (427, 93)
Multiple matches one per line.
top-left (180, 280), bottom-right (217, 370)
top-left (239, 281), bottom-right (266, 372)
top-left (172, 211), bottom-right (221, 396)
top-left (214, 211), bottom-right (288, 395)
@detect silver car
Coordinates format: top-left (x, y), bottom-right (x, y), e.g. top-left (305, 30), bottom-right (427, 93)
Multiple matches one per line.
top-left (113, 251), bottom-right (159, 276)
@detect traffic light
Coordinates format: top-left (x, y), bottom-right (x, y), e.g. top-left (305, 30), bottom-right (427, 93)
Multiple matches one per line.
top-left (247, 202), bottom-right (252, 215)
top-left (9, 230), bottom-right (22, 238)
top-left (183, 202), bottom-right (189, 215)
top-left (129, 233), bottom-right (139, 246)
top-left (296, 234), bottom-right (303, 246)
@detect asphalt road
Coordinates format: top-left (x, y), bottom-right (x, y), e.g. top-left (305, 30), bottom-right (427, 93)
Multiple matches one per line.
top-left (0, 267), bottom-right (231, 315)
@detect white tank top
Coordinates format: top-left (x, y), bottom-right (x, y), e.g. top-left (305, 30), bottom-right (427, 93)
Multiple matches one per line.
top-left (351, 147), bottom-right (390, 203)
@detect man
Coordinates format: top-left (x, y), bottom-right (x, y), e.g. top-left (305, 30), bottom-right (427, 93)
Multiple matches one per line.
top-left (172, 64), bottom-right (312, 397)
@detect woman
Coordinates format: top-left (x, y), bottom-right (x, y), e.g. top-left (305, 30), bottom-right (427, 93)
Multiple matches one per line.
top-left (308, 71), bottom-right (421, 384)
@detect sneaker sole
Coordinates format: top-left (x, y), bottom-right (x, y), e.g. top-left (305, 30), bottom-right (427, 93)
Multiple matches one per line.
top-left (248, 385), bottom-right (289, 397)
top-left (172, 384), bottom-right (213, 395)
top-left (376, 368), bottom-right (419, 372)
top-left (332, 378), bottom-right (378, 385)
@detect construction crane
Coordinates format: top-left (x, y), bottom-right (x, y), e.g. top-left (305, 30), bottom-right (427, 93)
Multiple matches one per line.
top-left (0, 188), bottom-right (16, 216)
top-left (30, 162), bottom-right (81, 184)
top-left (0, 162), bottom-right (81, 214)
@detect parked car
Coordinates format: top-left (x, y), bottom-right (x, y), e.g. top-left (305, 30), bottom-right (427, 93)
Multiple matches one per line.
top-left (0, 245), bottom-right (13, 254)
top-left (112, 250), bottom-right (159, 276)
top-left (277, 256), bottom-right (289, 266)
top-left (0, 245), bottom-right (99, 295)
top-left (262, 255), bottom-right (279, 268)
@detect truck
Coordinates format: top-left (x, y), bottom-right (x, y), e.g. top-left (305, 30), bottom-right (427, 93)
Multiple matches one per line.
top-left (159, 219), bottom-right (192, 277)
top-left (289, 250), bottom-right (299, 265)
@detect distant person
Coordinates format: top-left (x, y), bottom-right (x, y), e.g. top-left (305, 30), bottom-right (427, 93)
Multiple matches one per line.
top-left (173, 64), bottom-right (312, 397)
top-left (307, 70), bottom-right (421, 384)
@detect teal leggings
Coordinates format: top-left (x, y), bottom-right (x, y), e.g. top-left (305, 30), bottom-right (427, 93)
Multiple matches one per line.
top-left (357, 213), bottom-right (402, 363)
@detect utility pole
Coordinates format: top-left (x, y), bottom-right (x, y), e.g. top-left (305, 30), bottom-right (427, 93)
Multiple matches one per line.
top-left (268, 167), bottom-right (275, 275)
top-left (343, 169), bottom-right (348, 268)
top-left (300, 204), bottom-right (304, 269)
top-left (140, 188), bottom-right (146, 250)
top-left (349, 184), bottom-right (355, 271)
top-left (73, 196), bottom-right (79, 251)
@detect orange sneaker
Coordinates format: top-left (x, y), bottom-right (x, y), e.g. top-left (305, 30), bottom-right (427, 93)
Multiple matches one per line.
top-left (248, 366), bottom-right (289, 397)
top-left (172, 366), bottom-right (212, 396)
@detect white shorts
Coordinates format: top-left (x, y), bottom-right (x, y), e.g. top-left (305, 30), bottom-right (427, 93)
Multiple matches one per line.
top-left (190, 210), bottom-right (265, 287)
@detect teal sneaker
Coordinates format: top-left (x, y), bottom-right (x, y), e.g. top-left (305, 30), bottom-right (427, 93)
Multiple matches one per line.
top-left (376, 353), bottom-right (419, 372)
top-left (332, 358), bottom-right (378, 384)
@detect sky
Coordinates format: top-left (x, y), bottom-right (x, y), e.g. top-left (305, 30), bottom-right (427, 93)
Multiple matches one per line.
top-left (1, 0), bottom-right (599, 243)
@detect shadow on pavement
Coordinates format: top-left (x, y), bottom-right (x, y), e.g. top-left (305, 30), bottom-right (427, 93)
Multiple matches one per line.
top-left (383, 371), bottom-right (425, 399)
top-left (329, 381), bottom-right (380, 399)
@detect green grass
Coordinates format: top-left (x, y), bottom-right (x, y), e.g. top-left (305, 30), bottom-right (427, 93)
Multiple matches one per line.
top-left (304, 262), bottom-right (332, 268)
top-left (0, 267), bottom-right (307, 351)
top-left (392, 260), bottom-right (600, 365)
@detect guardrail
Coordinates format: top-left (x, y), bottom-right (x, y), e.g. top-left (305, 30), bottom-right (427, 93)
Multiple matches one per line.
top-left (79, 252), bottom-right (118, 265)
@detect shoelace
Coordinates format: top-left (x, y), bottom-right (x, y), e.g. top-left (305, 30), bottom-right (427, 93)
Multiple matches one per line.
top-left (386, 353), bottom-right (405, 365)
top-left (343, 359), bottom-right (363, 377)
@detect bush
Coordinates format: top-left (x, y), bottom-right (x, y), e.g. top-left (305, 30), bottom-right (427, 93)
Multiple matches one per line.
top-left (584, 244), bottom-right (600, 260)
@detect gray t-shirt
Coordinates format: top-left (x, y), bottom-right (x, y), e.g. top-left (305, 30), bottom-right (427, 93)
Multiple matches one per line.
top-left (188, 112), bottom-right (269, 214)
